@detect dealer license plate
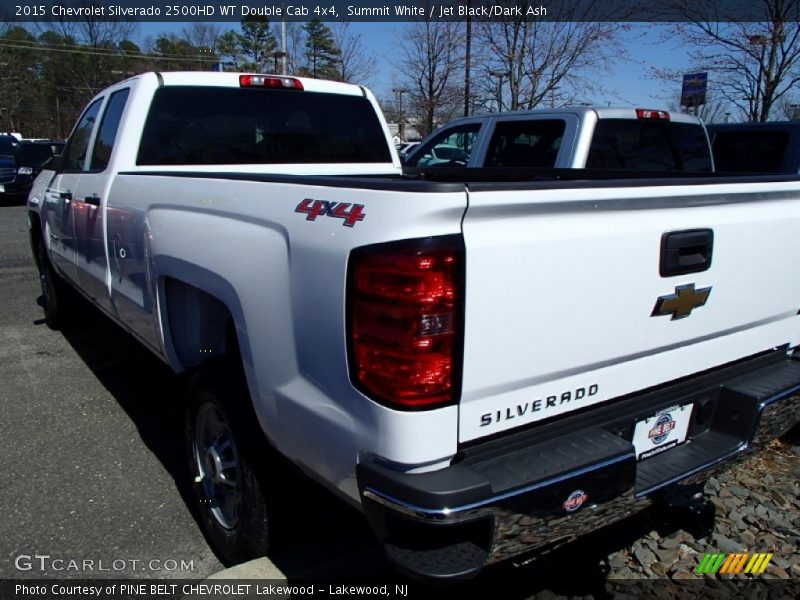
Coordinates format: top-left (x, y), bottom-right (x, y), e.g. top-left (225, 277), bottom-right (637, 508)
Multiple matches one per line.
top-left (632, 403), bottom-right (693, 461)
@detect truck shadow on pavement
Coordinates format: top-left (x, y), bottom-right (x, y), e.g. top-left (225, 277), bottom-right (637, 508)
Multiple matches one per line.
top-left (50, 290), bottom-right (696, 593)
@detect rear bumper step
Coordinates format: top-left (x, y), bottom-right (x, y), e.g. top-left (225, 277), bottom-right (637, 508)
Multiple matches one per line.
top-left (357, 350), bottom-right (800, 579)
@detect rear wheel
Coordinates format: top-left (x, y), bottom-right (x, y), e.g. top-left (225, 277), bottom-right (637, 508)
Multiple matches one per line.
top-left (186, 360), bottom-right (272, 565)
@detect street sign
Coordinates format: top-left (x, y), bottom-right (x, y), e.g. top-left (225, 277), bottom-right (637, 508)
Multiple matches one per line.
top-left (681, 72), bottom-right (708, 108)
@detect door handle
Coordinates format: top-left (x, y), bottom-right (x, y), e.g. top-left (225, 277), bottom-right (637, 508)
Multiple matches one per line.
top-left (83, 195), bottom-right (101, 206)
top-left (660, 229), bottom-right (714, 277)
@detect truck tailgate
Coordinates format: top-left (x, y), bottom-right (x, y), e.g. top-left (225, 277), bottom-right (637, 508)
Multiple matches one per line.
top-left (459, 180), bottom-right (800, 443)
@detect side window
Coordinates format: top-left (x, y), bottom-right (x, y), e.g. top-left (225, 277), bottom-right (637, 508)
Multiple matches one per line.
top-left (407, 124), bottom-right (481, 167)
top-left (485, 120), bottom-right (566, 168)
top-left (90, 88), bottom-right (130, 171)
top-left (63, 99), bottom-right (103, 171)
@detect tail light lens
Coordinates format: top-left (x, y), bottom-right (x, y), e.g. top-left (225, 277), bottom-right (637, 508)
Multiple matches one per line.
top-left (636, 108), bottom-right (670, 120)
top-left (348, 236), bottom-right (464, 410)
top-left (239, 74), bottom-right (304, 90)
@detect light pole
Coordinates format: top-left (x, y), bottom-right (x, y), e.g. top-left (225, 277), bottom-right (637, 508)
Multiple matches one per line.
top-left (280, 3), bottom-right (287, 74)
top-left (489, 71), bottom-right (506, 112)
top-left (273, 51), bottom-right (287, 74)
top-left (393, 88), bottom-right (410, 140)
top-left (464, 1), bottom-right (472, 117)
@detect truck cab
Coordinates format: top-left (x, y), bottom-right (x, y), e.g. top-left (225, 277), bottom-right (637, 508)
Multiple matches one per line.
top-left (405, 107), bottom-right (713, 172)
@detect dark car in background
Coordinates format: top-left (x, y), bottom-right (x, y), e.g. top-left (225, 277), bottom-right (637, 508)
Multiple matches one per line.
top-left (0, 139), bottom-right (63, 201)
top-left (0, 135), bottom-right (21, 196)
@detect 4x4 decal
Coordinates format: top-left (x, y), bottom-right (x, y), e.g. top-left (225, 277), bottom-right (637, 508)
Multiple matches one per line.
top-left (295, 199), bottom-right (366, 227)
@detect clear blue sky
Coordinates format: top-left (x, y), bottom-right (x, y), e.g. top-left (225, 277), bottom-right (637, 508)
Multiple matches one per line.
top-left (137, 22), bottom-right (693, 109)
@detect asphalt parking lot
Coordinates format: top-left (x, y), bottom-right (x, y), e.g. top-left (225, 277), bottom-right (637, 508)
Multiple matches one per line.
top-left (0, 202), bottom-right (223, 580)
top-left (0, 202), bottom-right (395, 582)
top-left (1, 200), bottom-right (797, 595)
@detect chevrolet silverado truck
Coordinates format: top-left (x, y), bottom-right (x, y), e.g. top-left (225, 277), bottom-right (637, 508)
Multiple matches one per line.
top-left (27, 72), bottom-right (800, 579)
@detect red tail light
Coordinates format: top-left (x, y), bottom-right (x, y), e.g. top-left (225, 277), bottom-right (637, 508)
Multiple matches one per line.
top-left (348, 236), bottom-right (464, 410)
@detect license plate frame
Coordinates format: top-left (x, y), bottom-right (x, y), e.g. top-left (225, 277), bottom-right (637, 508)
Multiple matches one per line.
top-left (632, 403), bottom-right (693, 461)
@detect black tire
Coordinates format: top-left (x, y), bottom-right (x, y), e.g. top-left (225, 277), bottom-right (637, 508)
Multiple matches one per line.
top-left (36, 238), bottom-right (65, 329)
top-left (186, 359), bottom-right (272, 565)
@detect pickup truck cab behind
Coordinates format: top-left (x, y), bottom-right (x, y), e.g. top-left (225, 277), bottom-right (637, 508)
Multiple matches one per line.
top-left (405, 107), bottom-right (712, 171)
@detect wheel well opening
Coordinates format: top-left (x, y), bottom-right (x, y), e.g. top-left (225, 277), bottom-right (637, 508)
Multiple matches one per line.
top-left (163, 278), bottom-right (237, 370)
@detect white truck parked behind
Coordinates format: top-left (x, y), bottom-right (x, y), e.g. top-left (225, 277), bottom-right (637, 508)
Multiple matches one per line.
top-left (28, 72), bottom-right (800, 579)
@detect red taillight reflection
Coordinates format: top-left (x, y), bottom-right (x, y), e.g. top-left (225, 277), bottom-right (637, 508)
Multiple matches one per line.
top-left (349, 237), bottom-right (463, 409)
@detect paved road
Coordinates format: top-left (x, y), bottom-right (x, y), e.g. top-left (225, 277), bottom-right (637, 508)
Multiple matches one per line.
top-left (0, 203), bottom-right (225, 579)
top-left (0, 202), bottom-right (393, 582)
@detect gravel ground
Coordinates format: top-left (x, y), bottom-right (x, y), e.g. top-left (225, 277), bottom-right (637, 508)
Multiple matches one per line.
top-left (601, 435), bottom-right (799, 582)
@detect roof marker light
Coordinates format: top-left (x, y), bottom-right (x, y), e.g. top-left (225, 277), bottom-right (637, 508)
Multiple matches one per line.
top-left (239, 74), bottom-right (304, 90)
top-left (636, 109), bottom-right (670, 121)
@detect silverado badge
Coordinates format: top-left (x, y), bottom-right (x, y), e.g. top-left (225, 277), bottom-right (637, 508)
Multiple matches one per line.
top-left (652, 283), bottom-right (711, 320)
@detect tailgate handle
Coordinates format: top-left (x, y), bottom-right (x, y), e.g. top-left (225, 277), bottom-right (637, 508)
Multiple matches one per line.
top-left (660, 229), bottom-right (713, 277)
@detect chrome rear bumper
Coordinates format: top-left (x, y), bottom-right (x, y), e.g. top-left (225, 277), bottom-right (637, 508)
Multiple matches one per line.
top-left (358, 350), bottom-right (800, 579)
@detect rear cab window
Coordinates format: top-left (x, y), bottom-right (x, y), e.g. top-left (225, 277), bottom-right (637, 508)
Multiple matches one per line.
top-left (137, 87), bottom-right (391, 165)
top-left (711, 130), bottom-right (789, 173)
top-left (587, 119), bottom-right (712, 172)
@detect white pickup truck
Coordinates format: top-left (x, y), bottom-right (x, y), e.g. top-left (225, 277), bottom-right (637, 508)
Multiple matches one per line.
top-left (28, 72), bottom-right (800, 579)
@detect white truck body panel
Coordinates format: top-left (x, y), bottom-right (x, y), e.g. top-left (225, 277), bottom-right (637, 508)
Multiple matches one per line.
top-left (459, 182), bottom-right (800, 441)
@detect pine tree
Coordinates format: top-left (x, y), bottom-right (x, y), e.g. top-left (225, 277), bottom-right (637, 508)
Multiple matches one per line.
top-left (301, 20), bottom-right (341, 80)
top-left (218, 15), bottom-right (276, 72)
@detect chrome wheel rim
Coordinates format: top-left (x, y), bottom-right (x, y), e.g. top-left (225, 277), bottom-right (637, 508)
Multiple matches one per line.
top-left (194, 402), bottom-right (241, 530)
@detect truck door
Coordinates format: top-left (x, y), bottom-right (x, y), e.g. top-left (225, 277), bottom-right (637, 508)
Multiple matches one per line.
top-left (44, 98), bottom-right (103, 283)
top-left (72, 88), bottom-right (130, 312)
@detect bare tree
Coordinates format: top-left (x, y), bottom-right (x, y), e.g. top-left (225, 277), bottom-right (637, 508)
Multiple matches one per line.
top-left (182, 23), bottom-right (221, 52)
top-left (474, 1), bottom-right (623, 112)
top-left (32, 15), bottom-right (139, 101)
top-left (399, 16), bottom-right (464, 135)
top-left (331, 22), bottom-right (377, 85)
top-left (665, 0), bottom-right (800, 121)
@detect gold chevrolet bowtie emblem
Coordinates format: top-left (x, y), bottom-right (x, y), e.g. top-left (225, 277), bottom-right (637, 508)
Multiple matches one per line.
top-left (652, 284), bottom-right (712, 320)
